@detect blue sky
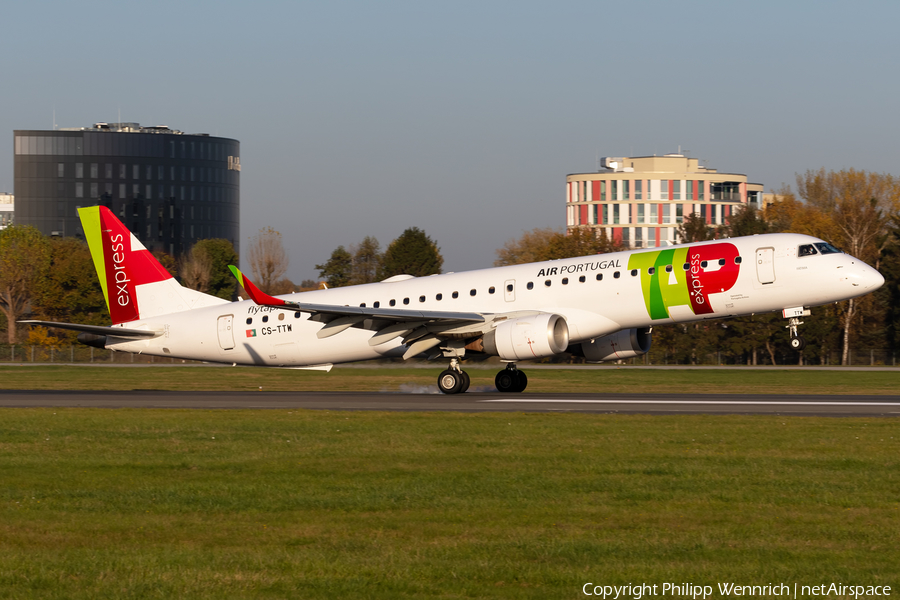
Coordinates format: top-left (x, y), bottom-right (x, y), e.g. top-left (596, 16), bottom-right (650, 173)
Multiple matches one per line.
top-left (2, 1), bottom-right (898, 282)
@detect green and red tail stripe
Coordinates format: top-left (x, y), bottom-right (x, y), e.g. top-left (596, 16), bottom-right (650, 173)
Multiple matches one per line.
top-left (79, 206), bottom-right (174, 324)
top-left (228, 265), bottom-right (289, 307)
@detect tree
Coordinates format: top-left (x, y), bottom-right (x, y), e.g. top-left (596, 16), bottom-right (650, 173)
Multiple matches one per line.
top-left (675, 213), bottom-right (715, 243)
top-left (315, 246), bottom-right (353, 288)
top-left (720, 203), bottom-right (769, 238)
top-left (794, 169), bottom-right (897, 364)
top-left (0, 226), bottom-right (51, 344)
top-left (350, 236), bottom-right (382, 285)
top-left (31, 238), bottom-right (107, 340)
top-left (247, 226), bottom-right (289, 294)
top-left (495, 227), bottom-right (623, 267)
top-left (180, 239), bottom-right (239, 300)
top-left (378, 227), bottom-right (443, 279)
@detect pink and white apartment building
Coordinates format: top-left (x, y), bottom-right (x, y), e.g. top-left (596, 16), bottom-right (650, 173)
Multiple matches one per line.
top-left (566, 154), bottom-right (764, 248)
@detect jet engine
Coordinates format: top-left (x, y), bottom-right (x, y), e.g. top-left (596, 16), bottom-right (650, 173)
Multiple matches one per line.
top-left (482, 313), bottom-right (569, 361)
top-left (570, 327), bottom-right (652, 362)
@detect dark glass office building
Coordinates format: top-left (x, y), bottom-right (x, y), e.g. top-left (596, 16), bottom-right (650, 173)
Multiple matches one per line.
top-left (13, 123), bottom-right (240, 256)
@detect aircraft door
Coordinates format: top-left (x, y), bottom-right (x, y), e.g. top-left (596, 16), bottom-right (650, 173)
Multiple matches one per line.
top-left (504, 279), bottom-right (516, 302)
top-left (756, 247), bottom-right (775, 284)
top-left (217, 315), bottom-right (235, 350)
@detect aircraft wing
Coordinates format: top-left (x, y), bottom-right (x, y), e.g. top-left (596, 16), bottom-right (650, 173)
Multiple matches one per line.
top-left (19, 320), bottom-right (163, 339)
top-left (229, 266), bottom-right (488, 357)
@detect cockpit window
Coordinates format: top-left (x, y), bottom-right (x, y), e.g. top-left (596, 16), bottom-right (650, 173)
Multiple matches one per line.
top-left (815, 242), bottom-right (842, 255)
top-left (798, 244), bottom-right (818, 257)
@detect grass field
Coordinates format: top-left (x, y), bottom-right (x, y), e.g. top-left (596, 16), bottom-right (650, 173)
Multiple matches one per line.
top-left (1, 367), bottom-right (898, 598)
top-left (1, 364), bottom-right (900, 395)
top-left (0, 409), bottom-right (897, 599)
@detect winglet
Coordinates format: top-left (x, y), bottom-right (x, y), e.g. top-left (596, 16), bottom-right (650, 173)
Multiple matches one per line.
top-left (228, 265), bottom-right (289, 307)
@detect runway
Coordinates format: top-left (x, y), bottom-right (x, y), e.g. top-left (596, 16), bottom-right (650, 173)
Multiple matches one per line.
top-left (1, 390), bottom-right (899, 416)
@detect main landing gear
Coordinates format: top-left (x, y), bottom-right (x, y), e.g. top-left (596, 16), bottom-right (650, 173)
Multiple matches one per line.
top-left (437, 358), bottom-right (470, 394)
top-left (435, 361), bottom-right (529, 394)
top-left (494, 363), bottom-right (527, 393)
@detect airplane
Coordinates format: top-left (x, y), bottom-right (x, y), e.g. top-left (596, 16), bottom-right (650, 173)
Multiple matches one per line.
top-left (22, 205), bottom-right (884, 394)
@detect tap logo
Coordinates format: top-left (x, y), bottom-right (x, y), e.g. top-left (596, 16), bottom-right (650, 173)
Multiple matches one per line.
top-left (627, 242), bottom-right (741, 319)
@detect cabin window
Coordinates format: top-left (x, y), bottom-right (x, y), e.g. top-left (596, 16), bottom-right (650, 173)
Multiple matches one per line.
top-left (374, 301), bottom-right (380, 308)
top-left (295, 312), bottom-right (302, 318)
top-left (700, 261), bottom-right (708, 269)
top-left (630, 269), bottom-right (638, 277)
top-left (489, 286), bottom-right (495, 294)
top-left (562, 278), bottom-right (568, 285)
top-left (419, 296), bottom-right (426, 302)
top-left (596, 273), bottom-right (603, 281)
top-left (579, 275), bottom-right (586, 283)
top-left (798, 244), bottom-right (818, 257)
top-left (735, 256), bottom-right (742, 264)
top-left (648, 268), bottom-right (655, 275)
top-left (262, 316), bottom-right (269, 323)
top-left (452, 291), bottom-right (459, 299)
top-left (718, 258), bottom-right (726, 266)
top-left (389, 299), bottom-right (396, 307)
top-left (544, 280), bottom-right (551, 287)
top-left (613, 271), bottom-right (621, 279)
top-left (683, 263), bottom-right (689, 271)
top-left (359, 303), bottom-right (366, 308)
top-left (436, 293), bottom-right (442, 301)
top-left (278, 313), bottom-right (284, 321)
top-left (403, 298), bottom-right (410, 305)
top-left (246, 318), bottom-right (252, 325)
top-left (527, 282), bottom-right (534, 290)
top-left (506, 284), bottom-right (513, 292)
top-left (665, 265), bottom-right (673, 273)
top-left (470, 289), bottom-right (477, 296)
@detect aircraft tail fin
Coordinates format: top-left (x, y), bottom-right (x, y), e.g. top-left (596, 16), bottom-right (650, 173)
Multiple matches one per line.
top-left (78, 205), bottom-right (228, 324)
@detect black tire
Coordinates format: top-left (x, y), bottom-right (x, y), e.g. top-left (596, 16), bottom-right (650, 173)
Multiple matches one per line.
top-left (790, 336), bottom-right (806, 351)
top-left (458, 371), bottom-right (471, 393)
top-left (513, 370), bottom-right (527, 393)
top-left (438, 369), bottom-right (463, 394)
top-left (495, 369), bottom-right (518, 393)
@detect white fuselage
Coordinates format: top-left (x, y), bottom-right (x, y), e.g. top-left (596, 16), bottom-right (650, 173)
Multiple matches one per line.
top-left (105, 233), bottom-right (883, 367)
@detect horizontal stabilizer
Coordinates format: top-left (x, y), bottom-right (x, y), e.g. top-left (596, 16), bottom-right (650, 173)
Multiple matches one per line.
top-left (19, 320), bottom-right (162, 339)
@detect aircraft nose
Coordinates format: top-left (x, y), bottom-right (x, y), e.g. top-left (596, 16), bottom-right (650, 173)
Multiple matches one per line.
top-left (847, 262), bottom-right (885, 291)
top-left (865, 266), bottom-right (885, 291)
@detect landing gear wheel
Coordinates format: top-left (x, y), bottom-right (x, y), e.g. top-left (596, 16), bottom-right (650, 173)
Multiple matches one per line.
top-left (438, 369), bottom-right (463, 394)
top-left (495, 368), bottom-right (527, 393)
top-left (458, 371), bottom-right (471, 393)
top-left (790, 336), bottom-right (806, 351)
top-left (513, 370), bottom-right (528, 393)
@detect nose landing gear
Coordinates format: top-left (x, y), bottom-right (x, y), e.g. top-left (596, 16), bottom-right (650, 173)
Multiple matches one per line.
top-left (784, 308), bottom-right (811, 351)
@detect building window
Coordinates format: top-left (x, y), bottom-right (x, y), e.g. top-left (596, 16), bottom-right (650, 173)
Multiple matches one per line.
top-left (659, 180), bottom-right (668, 200)
top-left (105, 164), bottom-right (112, 179)
top-left (75, 163), bottom-right (84, 178)
top-left (613, 204), bottom-right (620, 224)
top-left (132, 165), bottom-right (139, 179)
top-left (623, 180), bottom-right (630, 200)
top-left (119, 164), bottom-right (126, 179)
top-left (637, 204), bottom-right (644, 224)
top-left (663, 204), bottom-right (671, 224)
top-left (90, 183), bottom-right (98, 198)
top-left (634, 180), bottom-right (642, 200)
top-left (146, 165), bottom-right (152, 180)
top-left (602, 204), bottom-right (609, 224)
top-left (673, 180), bottom-right (681, 200)
top-left (600, 181), bottom-right (606, 202)
top-left (676, 204), bottom-right (684, 224)
top-left (650, 204), bottom-right (658, 223)
top-left (686, 180), bottom-right (694, 200)
top-left (57, 163), bottom-right (64, 178)
top-left (119, 184), bottom-right (126, 199)
top-left (698, 181), bottom-right (705, 201)
top-left (635, 227), bottom-right (643, 248)
top-left (622, 227), bottom-right (630, 245)
top-left (75, 182), bottom-right (83, 198)
top-left (90, 163), bottom-right (98, 178)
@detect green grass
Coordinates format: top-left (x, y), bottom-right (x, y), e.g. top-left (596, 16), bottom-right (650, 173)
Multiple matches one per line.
top-left (1, 364), bottom-right (899, 394)
top-left (0, 409), bottom-right (898, 598)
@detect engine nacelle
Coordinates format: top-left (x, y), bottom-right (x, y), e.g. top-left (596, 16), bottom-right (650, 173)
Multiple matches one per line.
top-left (573, 327), bottom-right (652, 362)
top-left (483, 313), bottom-right (569, 361)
